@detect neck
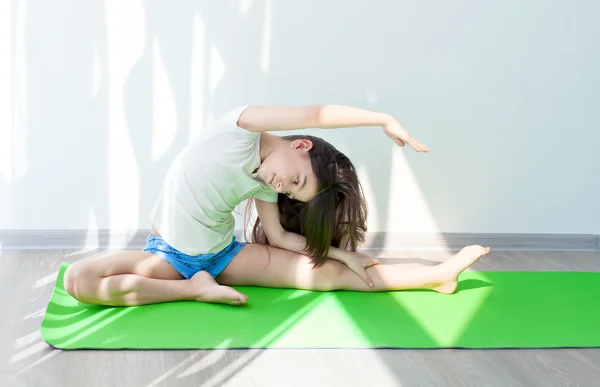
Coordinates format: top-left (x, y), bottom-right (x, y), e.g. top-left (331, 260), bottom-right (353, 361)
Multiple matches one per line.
top-left (259, 132), bottom-right (283, 162)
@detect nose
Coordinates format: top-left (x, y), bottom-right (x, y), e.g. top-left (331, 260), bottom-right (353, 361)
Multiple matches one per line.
top-left (276, 180), bottom-right (288, 193)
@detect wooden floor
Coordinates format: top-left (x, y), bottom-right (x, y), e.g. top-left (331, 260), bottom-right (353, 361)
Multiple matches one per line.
top-left (1, 249), bottom-right (599, 387)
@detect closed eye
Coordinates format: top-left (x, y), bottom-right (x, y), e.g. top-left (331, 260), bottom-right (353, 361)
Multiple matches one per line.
top-left (286, 177), bottom-right (300, 199)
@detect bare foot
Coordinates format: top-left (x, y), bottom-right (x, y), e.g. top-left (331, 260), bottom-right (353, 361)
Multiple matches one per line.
top-left (432, 245), bottom-right (492, 294)
top-left (190, 271), bottom-right (248, 306)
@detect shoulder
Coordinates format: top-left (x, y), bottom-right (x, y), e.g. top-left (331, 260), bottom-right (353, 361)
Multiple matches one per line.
top-left (207, 105), bottom-right (257, 141)
top-left (216, 105), bottom-right (252, 129)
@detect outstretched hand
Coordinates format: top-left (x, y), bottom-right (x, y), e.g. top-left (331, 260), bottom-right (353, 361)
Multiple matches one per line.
top-left (383, 118), bottom-right (429, 153)
top-left (341, 251), bottom-right (380, 288)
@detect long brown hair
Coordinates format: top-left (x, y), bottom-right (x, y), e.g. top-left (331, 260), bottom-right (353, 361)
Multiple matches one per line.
top-left (245, 135), bottom-right (368, 266)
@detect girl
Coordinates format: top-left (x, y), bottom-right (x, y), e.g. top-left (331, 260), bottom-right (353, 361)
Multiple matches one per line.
top-left (63, 105), bottom-right (491, 306)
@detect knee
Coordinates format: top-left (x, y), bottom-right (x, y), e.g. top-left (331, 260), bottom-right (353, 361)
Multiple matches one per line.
top-left (63, 264), bottom-right (93, 301)
top-left (311, 260), bottom-right (346, 292)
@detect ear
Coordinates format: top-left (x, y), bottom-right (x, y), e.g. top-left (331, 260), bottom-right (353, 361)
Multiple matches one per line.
top-left (290, 139), bottom-right (313, 152)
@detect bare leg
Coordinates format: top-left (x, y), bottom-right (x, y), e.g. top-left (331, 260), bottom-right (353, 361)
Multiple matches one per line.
top-left (64, 249), bottom-right (247, 307)
top-left (218, 244), bottom-right (491, 293)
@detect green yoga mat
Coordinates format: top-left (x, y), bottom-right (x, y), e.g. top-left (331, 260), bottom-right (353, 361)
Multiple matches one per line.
top-left (41, 262), bottom-right (600, 350)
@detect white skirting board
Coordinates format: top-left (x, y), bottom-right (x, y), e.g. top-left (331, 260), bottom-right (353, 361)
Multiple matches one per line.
top-left (0, 230), bottom-right (598, 252)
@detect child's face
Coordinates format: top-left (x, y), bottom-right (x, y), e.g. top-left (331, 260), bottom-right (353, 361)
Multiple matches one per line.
top-left (259, 139), bottom-right (320, 202)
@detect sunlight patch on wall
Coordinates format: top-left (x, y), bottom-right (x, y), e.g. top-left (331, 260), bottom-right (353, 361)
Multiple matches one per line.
top-left (106, 2), bottom-right (144, 236)
top-left (365, 88), bottom-right (378, 105)
top-left (64, 207), bottom-right (102, 255)
top-left (7, 1), bottom-right (29, 184)
top-left (209, 44), bottom-right (226, 98)
top-left (357, 165), bottom-right (380, 231)
top-left (0, 0), bottom-right (12, 185)
top-left (387, 149), bottom-right (441, 235)
top-left (238, 0), bottom-right (254, 16)
top-left (106, 1), bottom-right (145, 66)
top-left (92, 44), bottom-right (102, 98)
top-left (261, 0), bottom-right (272, 74)
top-left (81, 205), bottom-right (100, 250)
top-left (154, 159), bottom-right (183, 243)
top-left (152, 38), bottom-right (177, 162)
top-left (189, 12), bottom-right (206, 142)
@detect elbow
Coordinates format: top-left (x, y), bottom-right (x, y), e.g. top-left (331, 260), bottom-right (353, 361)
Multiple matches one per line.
top-left (266, 235), bottom-right (281, 248)
top-left (266, 229), bottom-right (285, 249)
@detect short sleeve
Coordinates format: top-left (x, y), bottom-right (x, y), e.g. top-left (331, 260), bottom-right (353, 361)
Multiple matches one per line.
top-left (215, 105), bottom-right (256, 141)
top-left (252, 188), bottom-right (279, 203)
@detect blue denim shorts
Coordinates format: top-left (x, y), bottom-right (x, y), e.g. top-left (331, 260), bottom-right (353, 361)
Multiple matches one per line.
top-left (143, 234), bottom-right (246, 279)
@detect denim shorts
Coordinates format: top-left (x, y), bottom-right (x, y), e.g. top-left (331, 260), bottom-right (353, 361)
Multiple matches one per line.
top-left (143, 234), bottom-right (246, 279)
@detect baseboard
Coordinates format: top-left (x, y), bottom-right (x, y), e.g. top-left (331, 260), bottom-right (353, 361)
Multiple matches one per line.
top-left (0, 229), bottom-right (598, 252)
top-left (362, 232), bottom-right (599, 252)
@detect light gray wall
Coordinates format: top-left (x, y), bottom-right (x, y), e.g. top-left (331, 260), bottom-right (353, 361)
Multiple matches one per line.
top-left (1, 1), bottom-right (598, 240)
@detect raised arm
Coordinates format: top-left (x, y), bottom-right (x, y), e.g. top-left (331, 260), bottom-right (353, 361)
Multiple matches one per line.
top-left (237, 105), bottom-right (390, 132)
top-left (237, 105), bottom-right (429, 152)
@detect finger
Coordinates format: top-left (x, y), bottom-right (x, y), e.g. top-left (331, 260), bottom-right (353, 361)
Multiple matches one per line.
top-left (359, 270), bottom-right (374, 287)
top-left (410, 138), bottom-right (429, 152)
top-left (408, 138), bottom-right (421, 152)
top-left (417, 140), bottom-right (429, 152)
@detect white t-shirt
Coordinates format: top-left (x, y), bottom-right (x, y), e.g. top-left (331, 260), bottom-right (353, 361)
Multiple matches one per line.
top-left (149, 105), bottom-right (278, 255)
